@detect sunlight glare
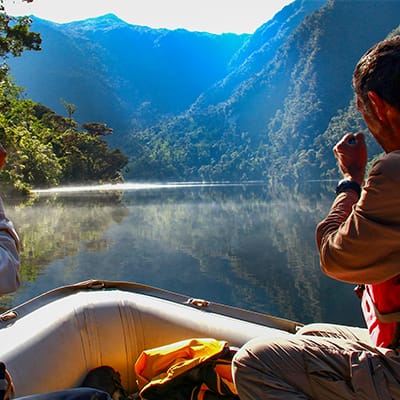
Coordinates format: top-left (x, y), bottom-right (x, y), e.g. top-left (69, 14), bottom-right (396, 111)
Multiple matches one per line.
top-left (31, 181), bottom-right (264, 194)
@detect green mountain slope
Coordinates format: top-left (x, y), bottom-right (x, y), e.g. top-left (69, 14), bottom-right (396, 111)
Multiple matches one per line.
top-left (8, 14), bottom-right (248, 135)
top-left (8, 1), bottom-right (400, 183)
top-left (127, 0), bottom-right (400, 182)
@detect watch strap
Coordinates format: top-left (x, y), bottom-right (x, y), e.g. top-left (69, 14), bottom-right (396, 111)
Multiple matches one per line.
top-left (335, 180), bottom-right (361, 197)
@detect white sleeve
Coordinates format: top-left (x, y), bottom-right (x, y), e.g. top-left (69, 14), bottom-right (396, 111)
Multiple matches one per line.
top-left (0, 198), bottom-right (20, 295)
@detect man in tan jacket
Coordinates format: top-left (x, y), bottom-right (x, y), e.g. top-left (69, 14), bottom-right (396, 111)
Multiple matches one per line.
top-left (233, 35), bottom-right (400, 399)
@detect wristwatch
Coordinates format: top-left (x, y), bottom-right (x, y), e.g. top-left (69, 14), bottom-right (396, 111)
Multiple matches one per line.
top-left (335, 179), bottom-right (361, 197)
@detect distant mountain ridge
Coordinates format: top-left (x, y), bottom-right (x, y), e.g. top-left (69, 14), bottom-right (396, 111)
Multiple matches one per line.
top-left (194, 0), bottom-right (326, 110)
top-left (9, 14), bottom-right (248, 133)
top-left (8, 0), bottom-right (400, 182)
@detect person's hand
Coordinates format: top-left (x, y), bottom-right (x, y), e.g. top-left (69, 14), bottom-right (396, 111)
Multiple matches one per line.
top-left (333, 132), bottom-right (367, 184)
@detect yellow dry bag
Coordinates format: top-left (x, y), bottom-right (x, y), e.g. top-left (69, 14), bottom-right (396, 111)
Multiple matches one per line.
top-left (135, 338), bottom-right (238, 400)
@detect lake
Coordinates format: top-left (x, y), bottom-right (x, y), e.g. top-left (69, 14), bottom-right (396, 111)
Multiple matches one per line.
top-left (0, 182), bottom-right (364, 328)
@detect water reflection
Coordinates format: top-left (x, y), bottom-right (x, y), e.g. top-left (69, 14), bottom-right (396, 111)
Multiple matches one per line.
top-left (0, 183), bottom-right (364, 328)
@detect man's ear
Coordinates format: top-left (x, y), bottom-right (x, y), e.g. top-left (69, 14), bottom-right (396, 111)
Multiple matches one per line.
top-left (367, 91), bottom-right (389, 122)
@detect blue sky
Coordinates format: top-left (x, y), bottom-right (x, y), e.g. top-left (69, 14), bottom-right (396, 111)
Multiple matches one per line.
top-left (4, 0), bottom-right (293, 34)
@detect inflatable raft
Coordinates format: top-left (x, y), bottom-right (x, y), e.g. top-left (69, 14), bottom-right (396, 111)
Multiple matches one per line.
top-left (0, 280), bottom-right (302, 397)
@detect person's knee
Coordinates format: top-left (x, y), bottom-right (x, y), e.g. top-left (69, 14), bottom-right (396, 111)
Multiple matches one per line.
top-left (233, 335), bottom-right (308, 381)
top-left (232, 342), bottom-right (250, 381)
top-left (233, 336), bottom-right (278, 379)
top-left (233, 336), bottom-right (306, 399)
top-left (232, 340), bottom-right (269, 400)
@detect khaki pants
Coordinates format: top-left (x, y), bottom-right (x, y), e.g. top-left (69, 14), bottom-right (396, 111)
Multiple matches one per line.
top-left (232, 324), bottom-right (400, 399)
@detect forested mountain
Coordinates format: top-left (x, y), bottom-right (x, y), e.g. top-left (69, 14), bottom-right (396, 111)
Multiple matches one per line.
top-left (8, 0), bottom-right (400, 183)
top-left (193, 0), bottom-right (326, 110)
top-left (8, 14), bottom-right (248, 135)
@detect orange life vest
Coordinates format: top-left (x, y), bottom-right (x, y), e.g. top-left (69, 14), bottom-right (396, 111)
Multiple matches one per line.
top-left (360, 275), bottom-right (400, 348)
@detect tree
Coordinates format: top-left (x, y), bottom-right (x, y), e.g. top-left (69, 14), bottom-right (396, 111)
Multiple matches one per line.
top-left (59, 130), bottom-right (128, 183)
top-left (82, 122), bottom-right (113, 136)
top-left (0, 0), bottom-right (41, 79)
top-left (60, 98), bottom-right (77, 119)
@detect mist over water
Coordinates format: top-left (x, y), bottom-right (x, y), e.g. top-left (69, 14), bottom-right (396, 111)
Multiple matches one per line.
top-left (1, 182), bottom-right (364, 328)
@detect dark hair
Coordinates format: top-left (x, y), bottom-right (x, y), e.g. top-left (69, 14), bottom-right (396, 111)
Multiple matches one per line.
top-left (353, 35), bottom-right (400, 110)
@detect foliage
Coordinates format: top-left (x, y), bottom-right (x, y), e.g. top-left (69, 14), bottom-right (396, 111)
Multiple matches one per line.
top-left (82, 122), bottom-right (113, 136)
top-left (60, 98), bottom-right (76, 119)
top-left (0, 0), bottom-right (41, 79)
top-left (0, 76), bottom-right (128, 194)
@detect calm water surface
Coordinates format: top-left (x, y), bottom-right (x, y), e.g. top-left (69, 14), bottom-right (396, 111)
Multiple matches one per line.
top-left (0, 182), bottom-right (364, 327)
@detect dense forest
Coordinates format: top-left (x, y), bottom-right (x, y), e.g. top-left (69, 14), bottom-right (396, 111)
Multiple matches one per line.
top-left (0, 77), bottom-right (128, 194)
top-left (7, 0), bottom-right (400, 185)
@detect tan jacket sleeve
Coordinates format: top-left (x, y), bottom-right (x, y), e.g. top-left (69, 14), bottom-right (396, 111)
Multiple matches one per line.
top-left (316, 152), bottom-right (400, 284)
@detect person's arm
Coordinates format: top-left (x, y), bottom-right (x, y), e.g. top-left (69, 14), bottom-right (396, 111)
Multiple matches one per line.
top-left (317, 149), bottom-right (400, 284)
top-left (318, 132), bottom-right (367, 240)
top-left (316, 190), bottom-right (359, 250)
top-left (0, 197), bottom-right (20, 295)
top-left (0, 144), bottom-right (20, 295)
top-left (316, 132), bottom-right (367, 282)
